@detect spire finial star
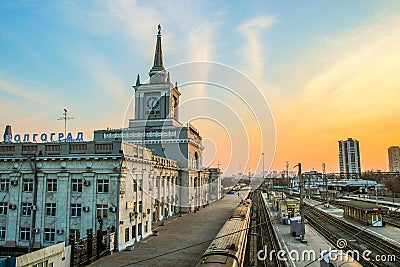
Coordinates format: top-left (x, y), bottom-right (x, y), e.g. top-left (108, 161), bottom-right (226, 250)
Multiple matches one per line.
top-left (158, 24), bottom-right (161, 35)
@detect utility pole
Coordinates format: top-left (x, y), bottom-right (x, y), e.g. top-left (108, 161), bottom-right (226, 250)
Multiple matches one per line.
top-left (298, 163), bottom-right (306, 242)
top-left (322, 163), bottom-right (328, 207)
top-left (262, 153), bottom-right (265, 184)
top-left (286, 161), bottom-right (289, 188)
top-left (58, 108), bottom-right (75, 138)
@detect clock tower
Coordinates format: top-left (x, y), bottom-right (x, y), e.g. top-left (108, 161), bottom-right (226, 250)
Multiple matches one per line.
top-left (95, 25), bottom-right (220, 213)
top-left (129, 25), bottom-right (181, 128)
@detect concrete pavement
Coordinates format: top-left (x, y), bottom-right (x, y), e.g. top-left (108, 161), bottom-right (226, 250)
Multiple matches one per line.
top-left (90, 190), bottom-right (249, 267)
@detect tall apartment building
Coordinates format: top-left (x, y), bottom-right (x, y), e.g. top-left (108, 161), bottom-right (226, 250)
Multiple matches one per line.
top-left (388, 146), bottom-right (400, 172)
top-left (339, 138), bottom-right (361, 177)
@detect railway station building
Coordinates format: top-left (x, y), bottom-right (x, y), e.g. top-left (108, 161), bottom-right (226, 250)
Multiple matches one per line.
top-left (0, 26), bottom-right (221, 253)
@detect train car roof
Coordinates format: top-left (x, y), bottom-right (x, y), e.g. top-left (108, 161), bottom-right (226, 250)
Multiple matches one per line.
top-left (199, 253), bottom-right (234, 265)
top-left (208, 203), bottom-right (250, 251)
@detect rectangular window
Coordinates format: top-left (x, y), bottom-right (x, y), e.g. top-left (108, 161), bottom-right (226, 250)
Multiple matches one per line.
top-left (125, 228), bottom-right (129, 242)
top-left (97, 179), bottom-right (109, 193)
top-left (31, 260), bottom-right (49, 267)
top-left (96, 204), bottom-right (108, 219)
top-left (145, 221), bottom-right (148, 233)
top-left (21, 202), bottom-right (32, 216)
top-left (46, 203), bottom-right (56, 217)
top-left (70, 229), bottom-right (80, 240)
top-left (44, 228), bottom-right (55, 242)
top-left (20, 227), bottom-right (31, 240)
top-left (72, 179), bottom-right (83, 192)
top-left (47, 179), bottom-right (57, 192)
top-left (139, 201), bottom-right (142, 213)
top-left (0, 226), bottom-right (5, 239)
top-left (23, 179), bottom-right (34, 192)
top-left (0, 179), bottom-right (10, 191)
top-left (95, 143), bottom-right (113, 151)
top-left (0, 202), bottom-right (8, 215)
top-left (71, 204), bottom-right (82, 217)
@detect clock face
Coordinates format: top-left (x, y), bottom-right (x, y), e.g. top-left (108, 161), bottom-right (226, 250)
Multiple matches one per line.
top-left (146, 96), bottom-right (160, 113)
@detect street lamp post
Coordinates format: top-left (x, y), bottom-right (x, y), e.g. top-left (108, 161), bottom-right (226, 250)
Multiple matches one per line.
top-left (296, 163), bottom-right (306, 243)
top-left (262, 152), bottom-right (265, 184)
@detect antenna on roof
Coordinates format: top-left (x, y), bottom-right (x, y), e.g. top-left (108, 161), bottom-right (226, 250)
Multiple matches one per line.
top-left (58, 109), bottom-right (75, 138)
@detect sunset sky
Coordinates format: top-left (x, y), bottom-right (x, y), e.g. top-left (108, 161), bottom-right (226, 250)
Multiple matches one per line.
top-left (1, 1), bottom-right (400, 175)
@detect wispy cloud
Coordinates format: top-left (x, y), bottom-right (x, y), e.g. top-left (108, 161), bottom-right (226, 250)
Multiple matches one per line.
top-left (0, 76), bottom-right (59, 110)
top-left (187, 22), bottom-right (215, 62)
top-left (237, 15), bottom-right (276, 84)
top-left (76, 51), bottom-right (130, 104)
top-left (271, 14), bottom-right (400, 171)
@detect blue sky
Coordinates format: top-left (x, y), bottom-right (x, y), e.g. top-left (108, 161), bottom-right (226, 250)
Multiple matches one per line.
top-left (1, 1), bottom-right (400, 174)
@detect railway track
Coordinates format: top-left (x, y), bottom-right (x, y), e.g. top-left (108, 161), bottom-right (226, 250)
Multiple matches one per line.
top-left (281, 189), bottom-right (400, 228)
top-left (255, 190), bottom-right (287, 267)
top-left (304, 203), bottom-right (400, 267)
top-left (384, 215), bottom-right (400, 227)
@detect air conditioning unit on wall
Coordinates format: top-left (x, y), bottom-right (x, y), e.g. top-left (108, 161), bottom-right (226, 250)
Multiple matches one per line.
top-left (109, 206), bottom-right (117, 212)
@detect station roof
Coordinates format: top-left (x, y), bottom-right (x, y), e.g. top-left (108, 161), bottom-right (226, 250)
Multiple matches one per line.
top-left (329, 179), bottom-right (381, 187)
top-left (340, 200), bottom-right (389, 211)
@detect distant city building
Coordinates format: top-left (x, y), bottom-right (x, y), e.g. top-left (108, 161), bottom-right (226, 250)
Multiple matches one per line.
top-left (388, 146), bottom-right (400, 172)
top-left (338, 138), bottom-right (361, 177)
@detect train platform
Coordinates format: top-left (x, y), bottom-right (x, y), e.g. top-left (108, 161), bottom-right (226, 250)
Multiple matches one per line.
top-left (304, 198), bottom-right (400, 244)
top-left (305, 198), bottom-right (344, 218)
top-left (264, 199), bottom-right (333, 267)
top-left (89, 190), bottom-right (250, 267)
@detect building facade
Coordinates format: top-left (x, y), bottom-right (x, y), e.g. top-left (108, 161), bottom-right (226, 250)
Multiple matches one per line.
top-left (388, 146), bottom-right (400, 172)
top-left (339, 138), bottom-right (361, 177)
top-left (0, 25), bottom-right (222, 254)
top-left (0, 140), bottom-right (164, 251)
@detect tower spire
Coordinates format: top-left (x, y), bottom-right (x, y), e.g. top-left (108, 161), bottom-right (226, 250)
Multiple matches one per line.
top-left (149, 24), bottom-right (165, 77)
